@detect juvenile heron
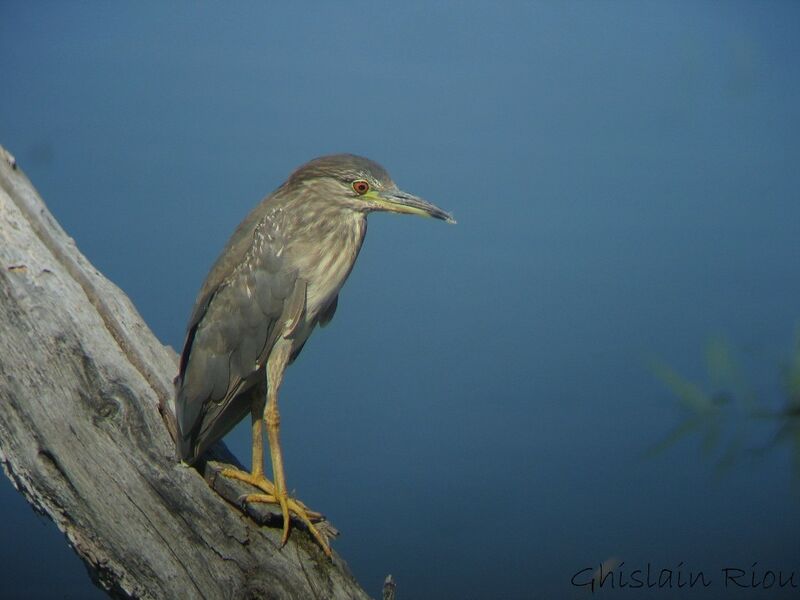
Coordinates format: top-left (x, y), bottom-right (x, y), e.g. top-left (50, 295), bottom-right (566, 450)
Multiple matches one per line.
top-left (175, 154), bottom-right (454, 556)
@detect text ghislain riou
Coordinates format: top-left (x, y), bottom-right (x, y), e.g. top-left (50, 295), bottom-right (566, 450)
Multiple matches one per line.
top-left (571, 562), bottom-right (798, 592)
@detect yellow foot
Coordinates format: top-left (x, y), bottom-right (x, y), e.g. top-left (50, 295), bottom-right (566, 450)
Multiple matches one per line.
top-left (220, 468), bottom-right (333, 558)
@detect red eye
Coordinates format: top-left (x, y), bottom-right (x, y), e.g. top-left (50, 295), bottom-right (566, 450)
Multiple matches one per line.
top-left (352, 180), bottom-right (370, 195)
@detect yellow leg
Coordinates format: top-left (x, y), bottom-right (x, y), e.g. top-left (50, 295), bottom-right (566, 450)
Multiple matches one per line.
top-left (221, 396), bottom-right (274, 495)
top-left (250, 396), bottom-right (265, 477)
top-left (221, 348), bottom-right (332, 557)
top-left (265, 386), bottom-right (291, 543)
top-left (220, 394), bottom-right (277, 494)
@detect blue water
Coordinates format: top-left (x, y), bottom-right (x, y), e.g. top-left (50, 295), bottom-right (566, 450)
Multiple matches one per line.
top-left (2, 3), bottom-right (799, 598)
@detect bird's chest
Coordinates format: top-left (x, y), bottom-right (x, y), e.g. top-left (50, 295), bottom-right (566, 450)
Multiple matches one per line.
top-left (293, 214), bottom-right (365, 322)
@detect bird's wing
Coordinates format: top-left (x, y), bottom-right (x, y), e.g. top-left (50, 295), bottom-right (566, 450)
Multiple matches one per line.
top-left (181, 202), bottom-right (270, 358)
top-left (175, 208), bottom-right (303, 461)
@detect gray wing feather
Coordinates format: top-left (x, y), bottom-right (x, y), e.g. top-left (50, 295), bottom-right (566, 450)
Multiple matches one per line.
top-left (175, 205), bottom-right (302, 462)
top-left (282, 279), bottom-right (307, 339)
top-left (182, 203), bottom-right (267, 344)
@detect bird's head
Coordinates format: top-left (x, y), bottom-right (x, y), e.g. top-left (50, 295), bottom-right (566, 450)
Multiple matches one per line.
top-left (286, 154), bottom-right (456, 224)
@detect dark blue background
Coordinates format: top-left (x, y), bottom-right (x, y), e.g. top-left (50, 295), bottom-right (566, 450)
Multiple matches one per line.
top-left (2, 2), bottom-right (799, 598)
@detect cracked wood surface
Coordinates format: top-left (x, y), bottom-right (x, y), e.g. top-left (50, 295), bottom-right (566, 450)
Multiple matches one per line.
top-left (0, 144), bottom-right (371, 599)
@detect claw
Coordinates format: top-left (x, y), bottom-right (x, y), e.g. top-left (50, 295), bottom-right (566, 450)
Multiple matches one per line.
top-left (220, 468), bottom-right (333, 558)
top-left (280, 495), bottom-right (291, 546)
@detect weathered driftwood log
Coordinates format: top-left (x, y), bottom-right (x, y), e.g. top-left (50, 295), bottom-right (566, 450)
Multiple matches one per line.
top-left (0, 144), bottom-right (371, 599)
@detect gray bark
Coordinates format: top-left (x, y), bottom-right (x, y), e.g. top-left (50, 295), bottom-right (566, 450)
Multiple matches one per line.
top-left (0, 144), bottom-right (371, 599)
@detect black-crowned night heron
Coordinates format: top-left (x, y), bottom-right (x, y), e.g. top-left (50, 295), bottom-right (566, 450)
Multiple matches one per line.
top-left (175, 154), bottom-right (454, 556)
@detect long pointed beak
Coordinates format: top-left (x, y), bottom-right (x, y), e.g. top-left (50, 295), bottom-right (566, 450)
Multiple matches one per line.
top-left (374, 190), bottom-right (456, 224)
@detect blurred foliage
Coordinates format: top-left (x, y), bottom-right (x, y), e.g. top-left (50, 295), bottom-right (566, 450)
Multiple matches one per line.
top-left (648, 330), bottom-right (800, 481)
